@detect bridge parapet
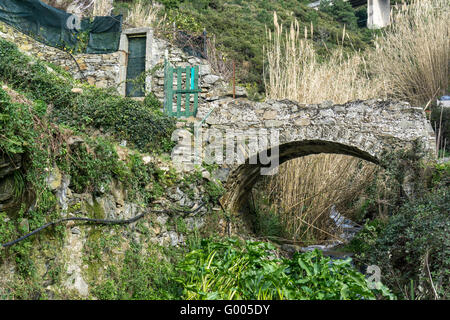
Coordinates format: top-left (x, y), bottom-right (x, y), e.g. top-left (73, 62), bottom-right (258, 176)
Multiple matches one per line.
top-left (197, 98), bottom-right (435, 160)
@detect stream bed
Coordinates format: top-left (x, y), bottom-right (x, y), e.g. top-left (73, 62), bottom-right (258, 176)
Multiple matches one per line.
top-left (281, 205), bottom-right (362, 261)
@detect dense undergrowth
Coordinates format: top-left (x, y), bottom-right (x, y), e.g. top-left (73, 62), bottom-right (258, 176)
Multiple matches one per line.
top-left (0, 38), bottom-right (175, 153)
top-left (0, 36), bottom-right (184, 298)
top-left (346, 162), bottom-right (450, 300)
top-left (91, 237), bottom-right (395, 300)
top-left (176, 238), bottom-right (394, 300)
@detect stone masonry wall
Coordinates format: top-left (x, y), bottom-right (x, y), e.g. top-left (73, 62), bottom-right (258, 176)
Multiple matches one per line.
top-left (149, 36), bottom-right (244, 107)
top-left (0, 21), bottom-right (120, 89)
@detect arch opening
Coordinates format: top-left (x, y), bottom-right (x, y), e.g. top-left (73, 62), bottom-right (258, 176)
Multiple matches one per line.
top-left (221, 140), bottom-right (380, 212)
top-left (219, 140), bottom-right (399, 246)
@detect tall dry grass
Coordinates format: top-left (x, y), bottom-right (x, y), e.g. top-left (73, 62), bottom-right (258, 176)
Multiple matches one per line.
top-left (261, 1), bottom-right (449, 243)
top-left (261, 12), bottom-right (381, 243)
top-left (264, 12), bottom-right (383, 104)
top-left (93, 0), bottom-right (114, 16)
top-left (124, 1), bottom-right (167, 31)
top-left (260, 1), bottom-right (449, 243)
top-left (372, 0), bottom-right (449, 106)
top-left (258, 154), bottom-right (377, 243)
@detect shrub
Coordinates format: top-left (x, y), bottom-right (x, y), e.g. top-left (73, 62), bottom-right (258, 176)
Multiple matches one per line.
top-left (93, 243), bottom-right (180, 300)
top-left (359, 186), bottom-right (450, 299)
top-left (144, 0), bottom-right (373, 91)
top-left (371, 0), bottom-right (449, 106)
top-left (319, 0), bottom-right (358, 30)
top-left (0, 39), bottom-right (176, 154)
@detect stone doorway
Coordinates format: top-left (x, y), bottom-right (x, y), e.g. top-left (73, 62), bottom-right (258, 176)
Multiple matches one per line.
top-left (118, 28), bottom-right (153, 97)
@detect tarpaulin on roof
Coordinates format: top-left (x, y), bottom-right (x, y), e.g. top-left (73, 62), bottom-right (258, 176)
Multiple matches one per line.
top-left (0, 0), bottom-right (122, 54)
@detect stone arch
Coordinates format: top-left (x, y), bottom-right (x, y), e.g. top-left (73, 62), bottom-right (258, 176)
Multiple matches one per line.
top-left (193, 99), bottom-right (436, 211)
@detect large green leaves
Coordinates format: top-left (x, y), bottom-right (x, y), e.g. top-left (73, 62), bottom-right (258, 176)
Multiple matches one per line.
top-left (176, 238), bottom-right (395, 300)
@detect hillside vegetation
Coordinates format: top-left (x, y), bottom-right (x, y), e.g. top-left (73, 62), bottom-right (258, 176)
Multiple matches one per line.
top-left (113, 0), bottom-right (376, 91)
top-left (0, 34), bottom-right (391, 300)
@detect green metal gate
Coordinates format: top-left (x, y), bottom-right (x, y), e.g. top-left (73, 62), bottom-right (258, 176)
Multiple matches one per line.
top-left (164, 60), bottom-right (200, 118)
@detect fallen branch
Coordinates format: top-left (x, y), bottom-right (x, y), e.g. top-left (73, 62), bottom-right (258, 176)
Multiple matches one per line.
top-left (1, 202), bottom-right (206, 249)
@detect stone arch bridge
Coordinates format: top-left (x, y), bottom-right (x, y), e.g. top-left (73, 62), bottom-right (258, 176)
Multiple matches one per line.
top-left (174, 98), bottom-right (435, 211)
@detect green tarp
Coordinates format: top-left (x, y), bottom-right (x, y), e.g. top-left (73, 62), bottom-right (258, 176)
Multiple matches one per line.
top-left (0, 0), bottom-right (122, 54)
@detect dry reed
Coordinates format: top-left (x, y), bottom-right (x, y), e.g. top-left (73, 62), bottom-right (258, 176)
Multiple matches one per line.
top-left (124, 1), bottom-right (167, 31)
top-left (93, 0), bottom-right (114, 16)
top-left (261, 1), bottom-right (448, 242)
top-left (371, 0), bottom-right (449, 106)
top-left (262, 12), bottom-right (380, 242)
top-left (259, 155), bottom-right (377, 243)
top-left (264, 12), bottom-right (383, 104)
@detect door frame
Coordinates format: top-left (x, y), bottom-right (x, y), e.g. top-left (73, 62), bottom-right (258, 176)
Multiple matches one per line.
top-left (118, 28), bottom-right (153, 97)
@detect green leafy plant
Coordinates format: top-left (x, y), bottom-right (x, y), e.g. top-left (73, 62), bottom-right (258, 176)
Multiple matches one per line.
top-left (176, 238), bottom-right (395, 300)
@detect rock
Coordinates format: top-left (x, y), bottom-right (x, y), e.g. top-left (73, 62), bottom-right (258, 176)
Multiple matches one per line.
top-left (111, 179), bottom-right (126, 207)
top-left (158, 231), bottom-right (185, 247)
top-left (121, 202), bottom-right (140, 221)
top-left (201, 170), bottom-right (211, 181)
top-left (71, 88), bottom-right (83, 94)
top-left (264, 120), bottom-right (284, 127)
top-left (94, 195), bottom-right (115, 219)
top-left (320, 100), bottom-right (334, 108)
top-left (156, 214), bottom-right (169, 226)
top-left (203, 74), bottom-right (220, 85)
top-left (198, 64), bottom-right (211, 76)
top-left (97, 183), bottom-right (107, 194)
top-left (402, 170), bottom-right (416, 199)
top-left (56, 174), bottom-right (71, 211)
top-left (71, 227), bottom-right (81, 235)
top-left (263, 110), bottom-right (277, 120)
top-left (168, 187), bottom-right (184, 202)
top-left (46, 166), bottom-right (62, 191)
top-left (64, 233), bottom-right (89, 297)
top-left (0, 175), bottom-right (14, 202)
top-left (67, 136), bottom-right (84, 146)
top-left (212, 168), bottom-right (230, 182)
top-left (115, 145), bottom-right (128, 162)
top-left (68, 272), bottom-right (89, 297)
top-left (180, 195), bottom-right (195, 208)
top-left (142, 155), bottom-right (153, 164)
top-left (185, 217), bottom-right (205, 231)
top-left (19, 219), bottom-right (29, 233)
top-left (294, 117), bottom-right (311, 126)
top-left (168, 231), bottom-right (180, 246)
top-left (234, 86), bottom-right (248, 98)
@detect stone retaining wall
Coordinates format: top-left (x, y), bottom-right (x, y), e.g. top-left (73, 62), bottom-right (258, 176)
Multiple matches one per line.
top-left (0, 21), bottom-right (121, 89)
top-left (0, 21), bottom-right (238, 104)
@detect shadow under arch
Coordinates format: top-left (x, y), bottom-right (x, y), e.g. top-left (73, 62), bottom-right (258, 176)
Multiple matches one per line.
top-left (220, 139), bottom-right (381, 212)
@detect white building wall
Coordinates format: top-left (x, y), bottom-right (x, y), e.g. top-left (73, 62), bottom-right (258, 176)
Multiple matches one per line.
top-left (368, 0), bottom-right (390, 29)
